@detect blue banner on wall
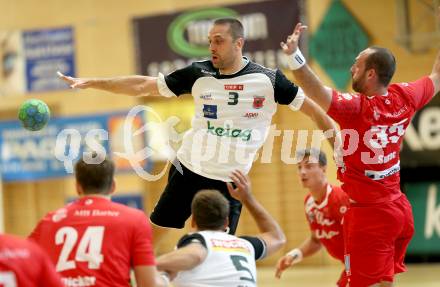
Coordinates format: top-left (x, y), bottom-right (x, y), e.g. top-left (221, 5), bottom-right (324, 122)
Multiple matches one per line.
top-left (67, 194), bottom-right (145, 211)
top-left (0, 111), bottom-right (150, 182)
top-left (1, 27), bottom-right (75, 95)
top-left (112, 194), bottom-right (144, 210)
top-left (23, 27), bottom-right (75, 92)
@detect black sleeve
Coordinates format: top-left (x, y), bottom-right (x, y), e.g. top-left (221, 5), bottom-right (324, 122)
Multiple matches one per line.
top-left (239, 236), bottom-right (267, 260)
top-left (164, 64), bottom-right (198, 96)
top-left (176, 233), bottom-right (207, 249)
top-left (274, 69), bottom-right (299, 105)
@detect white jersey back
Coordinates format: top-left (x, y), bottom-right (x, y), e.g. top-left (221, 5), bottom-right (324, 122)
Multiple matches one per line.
top-left (158, 59), bottom-right (303, 181)
top-left (173, 231), bottom-right (258, 287)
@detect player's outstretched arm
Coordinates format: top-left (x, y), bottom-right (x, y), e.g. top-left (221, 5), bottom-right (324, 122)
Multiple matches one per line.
top-left (228, 171), bottom-right (286, 257)
top-left (57, 71), bottom-right (160, 97)
top-left (134, 265), bottom-right (173, 287)
top-left (429, 7), bottom-right (440, 95)
top-left (281, 24), bottom-right (333, 112)
top-left (156, 243), bottom-right (207, 273)
top-left (430, 51), bottom-right (440, 95)
top-left (275, 234), bottom-right (322, 279)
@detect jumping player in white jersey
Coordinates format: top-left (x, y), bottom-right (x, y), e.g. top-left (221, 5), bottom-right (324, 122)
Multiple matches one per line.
top-left (156, 170), bottom-right (285, 287)
top-left (58, 18), bottom-right (337, 241)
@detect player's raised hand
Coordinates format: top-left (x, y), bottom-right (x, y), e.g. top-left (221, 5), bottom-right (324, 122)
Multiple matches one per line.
top-left (275, 254), bottom-right (295, 279)
top-left (57, 71), bottom-right (92, 89)
top-left (227, 170), bottom-right (252, 203)
top-left (280, 23), bottom-right (307, 55)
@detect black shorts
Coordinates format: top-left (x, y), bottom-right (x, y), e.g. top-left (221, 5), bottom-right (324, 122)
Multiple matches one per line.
top-left (150, 162), bottom-right (242, 234)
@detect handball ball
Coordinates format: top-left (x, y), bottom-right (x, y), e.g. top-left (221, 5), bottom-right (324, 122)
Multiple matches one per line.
top-left (18, 99), bottom-right (50, 131)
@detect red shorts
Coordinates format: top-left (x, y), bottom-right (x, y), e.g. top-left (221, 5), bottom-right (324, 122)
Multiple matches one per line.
top-left (343, 194), bottom-right (414, 287)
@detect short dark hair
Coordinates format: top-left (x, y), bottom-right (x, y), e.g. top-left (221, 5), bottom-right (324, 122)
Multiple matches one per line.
top-left (365, 46), bottom-right (396, 86)
top-left (296, 148), bottom-right (327, 167)
top-left (214, 18), bottom-right (244, 40)
top-left (74, 157), bottom-right (115, 195)
top-left (192, 190), bottom-right (229, 230)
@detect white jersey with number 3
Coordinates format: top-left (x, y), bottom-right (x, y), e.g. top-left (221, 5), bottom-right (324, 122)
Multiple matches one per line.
top-left (158, 58), bottom-right (304, 181)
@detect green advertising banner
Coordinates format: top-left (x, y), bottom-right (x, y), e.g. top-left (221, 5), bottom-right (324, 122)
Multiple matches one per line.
top-left (133, 0), bottom-right (300, 76)
top-left (309, 0), bottom-right (370, 90)
top-left (405, 182), bottom-right (440, 255)
top-left (401, 95), bottom-right (440, 168)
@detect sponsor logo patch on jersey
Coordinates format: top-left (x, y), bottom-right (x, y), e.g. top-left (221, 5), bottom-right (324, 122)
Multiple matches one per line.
top-left (200, 93), bottom-right (212, 100)
top-left (373, 108), bottom-right (380, 121)
top-left (52, 208), bottom-right (67, 222)
top-left (203, 104), bottom-right (217, 119)
top-left (210, 238), bottom-right (251, 253)
top-left (207, 121), bottom-right (252, 141)
top-left (340, 205), bottom-right (348, 214)
top-left (243, 112), bottom-right (259, 119)
top-left (315, 210), bottom-right (335, 226)
top-left (62, 276), bottom-right (97, 286)
top-left (314, 229), bottom-right (339, 239)
top-left (201, 69), bottom-right (216, 76)
top-left (224, 84), bottom-right (244, 91)
top-left (253, 96), bottom-right (265, 109)
top-left (337, 93), bottom-right (358, 101)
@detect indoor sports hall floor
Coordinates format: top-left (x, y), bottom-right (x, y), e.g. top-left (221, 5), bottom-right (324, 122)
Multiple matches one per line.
top-left (257, 264), bottom-right (440, 286)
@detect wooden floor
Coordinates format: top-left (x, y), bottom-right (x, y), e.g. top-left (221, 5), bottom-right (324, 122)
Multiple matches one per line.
top-left (257, 264), bottom-right (440, 286)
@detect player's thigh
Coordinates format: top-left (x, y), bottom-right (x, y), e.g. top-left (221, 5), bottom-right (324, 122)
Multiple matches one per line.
top-left (393, 195), bottom-right (415, 274)
top-left (344, 205), bottom-right (399, 286)
top-left (150, 164), bottom-right (194, 228)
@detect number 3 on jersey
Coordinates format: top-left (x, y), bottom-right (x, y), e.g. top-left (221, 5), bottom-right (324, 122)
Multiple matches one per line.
top-left (228, 92), bottom-right (239, 105)
top-left (55, 226), bottom-right (105, 272)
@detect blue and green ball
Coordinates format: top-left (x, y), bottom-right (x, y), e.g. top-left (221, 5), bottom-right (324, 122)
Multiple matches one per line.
top-left (18, 99), bottom-right (50, 131)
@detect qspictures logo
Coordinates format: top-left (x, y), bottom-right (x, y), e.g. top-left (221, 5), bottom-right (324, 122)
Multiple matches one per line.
top-left (50, 106), bottom-right (414, 182)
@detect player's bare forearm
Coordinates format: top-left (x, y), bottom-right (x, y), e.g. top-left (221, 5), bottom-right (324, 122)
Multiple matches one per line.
top-left (86, 75), bottom-right (159, 96)
top-left (134, 266), bottom-right (167, 287)
top-left (292, 66), bottom-right (332, 112)
top-left (242, 197), bottom-right (286, 256)
top-left (298, 234), bottom-right (322, 258)
top-left (57, 71), bottom-right (159, 96)
top-left (430, 50), bottom-right (440, 95)
top-left (228, 171), bottom-right (286, 256)
top-left (431, 7), bottom-right (440, 95)
top-left (156, 244), bottom-right (206, 272)
top-left (300, 97), bottom-right (338, 150)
